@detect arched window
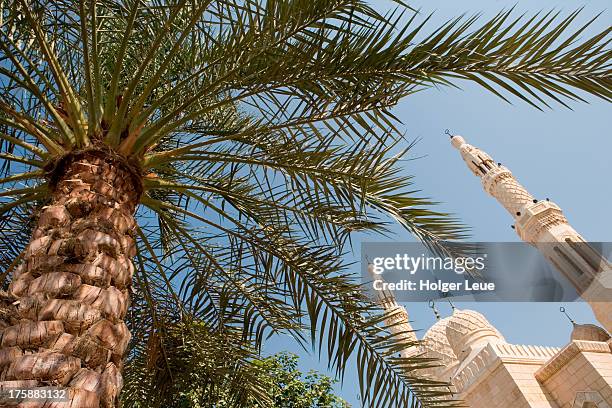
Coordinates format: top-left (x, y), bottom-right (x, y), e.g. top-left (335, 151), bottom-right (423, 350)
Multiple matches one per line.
top-left (553, 245), bottom-right (584, 277)
top-left (566, 237), bottom-right (606, 274)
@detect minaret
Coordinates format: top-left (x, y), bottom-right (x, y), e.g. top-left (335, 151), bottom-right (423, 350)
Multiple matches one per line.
top-left (450, 135), bottom-right (611, 333)
top-left (367, 265), bottom-right (419, 357)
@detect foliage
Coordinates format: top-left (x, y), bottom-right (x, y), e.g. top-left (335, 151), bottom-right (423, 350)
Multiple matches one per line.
top-left (0, 1), bottom-right (610, 407)
top-left (238, 352), bottom-right (349, 408)
top-left (170, 350), bottom-right (350, 408)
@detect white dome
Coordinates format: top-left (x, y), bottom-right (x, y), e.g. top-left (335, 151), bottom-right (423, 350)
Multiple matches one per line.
top-left (419, 317), bottom-right (459, 379)
top-left (445, 309), bottom-right (505, 361)
top-left (421, 317), bottom-right (457, 362)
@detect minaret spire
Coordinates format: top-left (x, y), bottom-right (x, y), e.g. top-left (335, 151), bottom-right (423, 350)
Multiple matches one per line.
top-left (367, 265), bottom-right (419, 357)
top-left (450, 135), bottom-right (611, 333)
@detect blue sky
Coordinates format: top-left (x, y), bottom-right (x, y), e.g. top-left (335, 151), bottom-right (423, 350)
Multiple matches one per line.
top-left (264, 1), bottom-right (611, 406)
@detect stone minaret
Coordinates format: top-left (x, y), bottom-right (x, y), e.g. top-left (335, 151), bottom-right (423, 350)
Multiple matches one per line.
top-left (450, 135), bottom-right (611, 333)
top-left (367, 266), bottom-right (419, 357)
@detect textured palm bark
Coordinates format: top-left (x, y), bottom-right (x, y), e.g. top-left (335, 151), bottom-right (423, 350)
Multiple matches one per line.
top-left (0, 151), bottom-right (140, 408)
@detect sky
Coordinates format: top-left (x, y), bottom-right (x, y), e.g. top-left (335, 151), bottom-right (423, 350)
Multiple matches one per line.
top-left (264, 1), bottom-right (611, 406)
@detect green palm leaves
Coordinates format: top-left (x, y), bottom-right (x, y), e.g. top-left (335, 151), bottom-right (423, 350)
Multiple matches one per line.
top-left (0, 1), bottom-right (610, 407)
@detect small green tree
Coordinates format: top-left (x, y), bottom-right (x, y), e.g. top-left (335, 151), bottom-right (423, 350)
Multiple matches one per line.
top-left (121, 321), bottom-right (349, 408)
top-left (252, 353), bottom-right (349, 408)
top-left (203, 353), bottom-right (350, 408)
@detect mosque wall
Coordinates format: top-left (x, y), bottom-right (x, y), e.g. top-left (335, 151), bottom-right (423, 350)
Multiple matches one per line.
top-left (535, 341), bottom-right (612, 408)
top-left (462, 362), bottom-right (555, 408)
top-left (503, 362), bottom-right (559, 408)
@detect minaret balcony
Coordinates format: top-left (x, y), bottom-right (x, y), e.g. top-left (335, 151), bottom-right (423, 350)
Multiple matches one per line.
top-left (514, 201), bottom-right (568, 243)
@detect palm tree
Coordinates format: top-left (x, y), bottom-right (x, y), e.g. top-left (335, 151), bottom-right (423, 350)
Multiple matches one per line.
top-left (0, 1), bottom-right (609, 407)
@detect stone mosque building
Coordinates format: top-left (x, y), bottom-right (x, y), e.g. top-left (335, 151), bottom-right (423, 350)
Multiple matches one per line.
top-left (372, 136), bottom-right (612, 407)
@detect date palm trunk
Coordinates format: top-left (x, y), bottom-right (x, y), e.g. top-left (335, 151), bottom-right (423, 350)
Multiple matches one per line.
top-left (0, 149), bottom-right (141, 408)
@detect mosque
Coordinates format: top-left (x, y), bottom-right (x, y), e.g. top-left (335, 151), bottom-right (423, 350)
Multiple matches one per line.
top-left (372, 136), bottom-right (612, 407)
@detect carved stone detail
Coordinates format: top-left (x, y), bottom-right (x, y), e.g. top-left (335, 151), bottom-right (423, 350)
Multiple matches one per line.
top-left (535, 340), bottom-right (612, 382)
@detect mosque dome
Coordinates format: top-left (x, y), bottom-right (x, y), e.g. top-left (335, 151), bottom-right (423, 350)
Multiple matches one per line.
top-left (417, 317), bottom-right (460, 380)
top-left (570, 323), bottom-right (611, 342)
top-left (445, 309), bottom-right (506, 361)
top-left (421, 317), bottom-right (458, 363)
